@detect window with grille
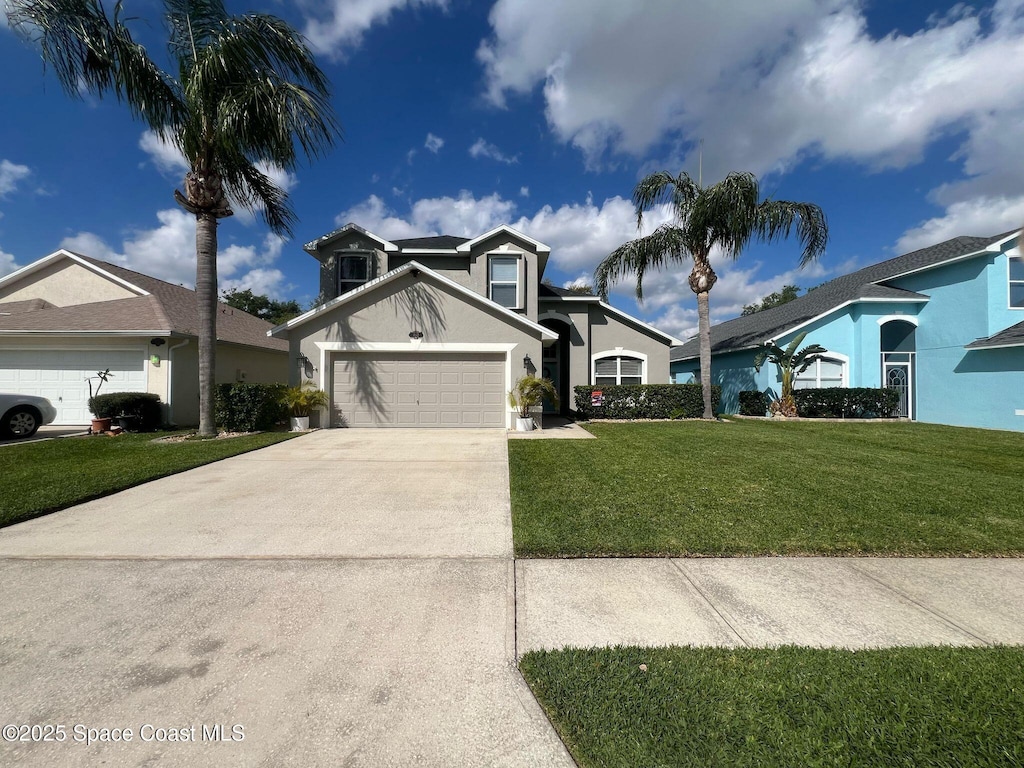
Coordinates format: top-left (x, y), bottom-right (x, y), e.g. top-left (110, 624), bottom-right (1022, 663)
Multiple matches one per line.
top-left (794, 357), bottom-right (846, 389)
top-left (489, 256), bottom-right (519, 308)
top-left (1010, 256), bottom-right (1024, 308)
top-left (594, 355), bottom-right (643, 385)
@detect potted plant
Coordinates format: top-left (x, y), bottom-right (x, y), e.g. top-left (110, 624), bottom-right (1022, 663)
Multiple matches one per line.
top-left (280, 383), bottom-right (329, 431)
top-left (86, 368), bottom-right (114, 434)
top-left (508, 375), bottom-right (558, 431)
top-left (753, 332), bottom-right (826, 418)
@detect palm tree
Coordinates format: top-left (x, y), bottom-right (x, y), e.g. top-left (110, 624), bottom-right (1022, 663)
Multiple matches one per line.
top-left (8, 0), bottom-right (339, 436)
top-left (595, 170), bottom-right (828, 419)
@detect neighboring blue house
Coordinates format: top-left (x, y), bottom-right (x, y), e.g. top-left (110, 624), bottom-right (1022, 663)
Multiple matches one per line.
top-left (670, 231), bottom-right (1024, 432)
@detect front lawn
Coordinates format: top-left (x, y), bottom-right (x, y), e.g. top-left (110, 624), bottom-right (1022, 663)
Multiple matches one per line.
top-left (521, 646), bottom-right (1024, 768)
top-left (509, 420), bottom-right (1024, 556)
top-left (0, 431), bottom-right (298, 527)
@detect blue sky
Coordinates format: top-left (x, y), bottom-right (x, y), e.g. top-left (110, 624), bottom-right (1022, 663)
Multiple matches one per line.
top-left (2, 0), bottom-right (1023, 338)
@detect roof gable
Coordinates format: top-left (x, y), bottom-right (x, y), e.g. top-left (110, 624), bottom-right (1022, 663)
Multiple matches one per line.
top-left (456, 225), bottom-right (550, 254)
top-left (303, 223), bottom-right (398, 254)
top-left (270, 260), bottom-right (558, 340)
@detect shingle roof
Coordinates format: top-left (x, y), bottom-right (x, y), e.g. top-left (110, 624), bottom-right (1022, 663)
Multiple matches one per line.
top-left (965, 320), bottom-right (1024, 349)
top-left (539, 283), bottom-right (596, 298)
top-left (0, 254), bottom-right (286, 352)
top-left (0, 298), bottom-right (56, 314)
top-left (392, 235), bottom-right (470, 250)
top-left (671, 232), bottom-right (1015, 361)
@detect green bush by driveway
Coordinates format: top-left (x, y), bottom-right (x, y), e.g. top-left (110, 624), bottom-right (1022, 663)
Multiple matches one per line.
top-left (0, 431), bottom-right (297, 527)
top-left (508, 420), bottom-right (1024, 556)
top-left (521, 646), bottom-right (1024, 768)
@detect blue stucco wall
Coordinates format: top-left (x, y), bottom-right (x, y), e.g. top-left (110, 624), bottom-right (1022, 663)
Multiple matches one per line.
top-left (670, 243), bottom-right (1024, 429)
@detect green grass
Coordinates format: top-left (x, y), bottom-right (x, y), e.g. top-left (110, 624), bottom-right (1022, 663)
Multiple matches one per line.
top-left (521, 645), bottom-right (1024, 768)
top-left (509, 420), bottom-right (1024, 556)
top-left (0, 431), bottom-right (298, 527)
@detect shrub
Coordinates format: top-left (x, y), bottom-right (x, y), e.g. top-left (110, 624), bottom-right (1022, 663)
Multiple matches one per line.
top-left (215, 383), bottom-right (288, 432)
top-left (88, 392), bottom-right (163, 431)
top-left (573, 384), bottom-right (720, 420)
top-left (794, 387), bottom-right (901, 419)
top-left (738, 390), bottom-right (770, 416)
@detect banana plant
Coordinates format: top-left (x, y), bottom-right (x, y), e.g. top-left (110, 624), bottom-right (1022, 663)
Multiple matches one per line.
top-left (753, 332), bottom-right (827, 410)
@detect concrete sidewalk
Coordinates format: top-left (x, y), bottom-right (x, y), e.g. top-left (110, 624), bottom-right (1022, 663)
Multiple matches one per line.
top-left (517, 557), bottom-right (1024, 654)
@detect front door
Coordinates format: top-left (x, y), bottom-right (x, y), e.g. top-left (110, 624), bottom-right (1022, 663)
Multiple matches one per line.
top-left (883, 359), bottom-right (913, 419)
top-left (542, 343), bottom-right (559, 414)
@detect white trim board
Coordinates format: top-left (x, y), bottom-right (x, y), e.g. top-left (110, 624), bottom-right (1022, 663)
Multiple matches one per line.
top-left (0, 249), bottom-right (151, 296)
top-left (456, 225), bottom-right (551, 254)
top-left (269, 261), bottom-right (558, 341)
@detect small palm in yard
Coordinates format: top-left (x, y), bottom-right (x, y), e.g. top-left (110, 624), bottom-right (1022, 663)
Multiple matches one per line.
top-left (281, 383), bottom-right (328, 430)
top-left (509, 375), bottom-right (558, 429)
top-left (753, 331), bottom-right (826, 416)
top-left (8, 0), bottom-right (339, 437)
top-left (595, 170), bottom-right (828, 419)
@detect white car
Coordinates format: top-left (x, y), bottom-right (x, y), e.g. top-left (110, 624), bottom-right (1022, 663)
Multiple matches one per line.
top-left (0, 393), bottom-right (58, 439)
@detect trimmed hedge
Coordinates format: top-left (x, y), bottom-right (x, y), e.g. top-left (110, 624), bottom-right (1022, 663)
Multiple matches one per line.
top-left (573, 384), bottom-right (720, 420)
top-left (794, 387), bottom-right (901, 419)
top-left (215, 383), bottom-right (288, 432)
top-left (739, 390), bottom-right (770, 417)
top-left (88, 392), bottom-right (162, 431)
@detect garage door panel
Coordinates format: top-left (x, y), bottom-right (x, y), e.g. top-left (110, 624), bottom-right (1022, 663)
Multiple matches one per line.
top-left (0, 348), bottom-right (147, 424)
top-left (331, 353), bottom-right (505, 428)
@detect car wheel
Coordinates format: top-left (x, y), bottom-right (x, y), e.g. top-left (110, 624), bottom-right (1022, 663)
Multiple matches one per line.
top-left (4, 407), bottom-right (40, 438)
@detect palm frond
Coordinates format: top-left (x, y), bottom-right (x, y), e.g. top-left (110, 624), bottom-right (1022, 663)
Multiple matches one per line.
top-left (594, 225), bottom-right (693, 302)
top-left (219, 153), bottom-right (295, 236)
top-left (692, 171), bottom-right (760, 259)
top-left (7, 0), bottom-right (183, 131)
top-left (755, 199), bottom-right (829, 266)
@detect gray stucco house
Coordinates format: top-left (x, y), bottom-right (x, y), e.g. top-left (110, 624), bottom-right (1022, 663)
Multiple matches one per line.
top-left (270, 223), bottom-right (682, 428)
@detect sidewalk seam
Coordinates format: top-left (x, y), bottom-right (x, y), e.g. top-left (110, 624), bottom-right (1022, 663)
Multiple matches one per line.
top-left (845, 562), bottom-right (992, 646)
top-left (670, 559), bottom-right (752, 648)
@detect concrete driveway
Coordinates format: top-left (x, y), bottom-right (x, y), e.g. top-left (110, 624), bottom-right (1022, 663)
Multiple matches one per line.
top-left (0, 429), bottom-right (572, 767)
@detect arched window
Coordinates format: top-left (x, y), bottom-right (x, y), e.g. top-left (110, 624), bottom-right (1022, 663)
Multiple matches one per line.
top-left (794, 355), bottom-right (847, 389)
top-left (593, 353), bottom-right (645, 385)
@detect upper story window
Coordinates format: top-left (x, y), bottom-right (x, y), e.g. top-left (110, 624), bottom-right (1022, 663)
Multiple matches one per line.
top-left (794, 356), bottom-right (846, 389)
top-left (489, 256), bottom-right (520, 308)
top-left (594, 355), bottom-right (644, 385)
top-left (337, 252), bottom-right (370, 295)
top-left (1010, 256), bottom-right (1024, 308)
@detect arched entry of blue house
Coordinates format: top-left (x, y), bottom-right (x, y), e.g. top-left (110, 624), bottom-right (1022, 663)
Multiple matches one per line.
top-left (539, 318), bottom-right (571, 416)
top-left (880, 319), bottom-right (917, 418)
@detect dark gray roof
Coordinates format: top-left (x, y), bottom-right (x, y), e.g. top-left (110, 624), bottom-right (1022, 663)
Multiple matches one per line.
top-left (392, 235), bottom-right (469, 250)
top-left (671, 232), bottom-right (1015, 361)
top-left (965, 320), bottom-right (1024, 349)
top-left (539, 283), bottom-right (596, 298)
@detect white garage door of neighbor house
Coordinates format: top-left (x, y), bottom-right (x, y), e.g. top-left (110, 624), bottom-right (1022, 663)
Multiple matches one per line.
top-left (332, 353), bottom-right (505, 428)
top-left (0, 349), bottom-right (147, 425)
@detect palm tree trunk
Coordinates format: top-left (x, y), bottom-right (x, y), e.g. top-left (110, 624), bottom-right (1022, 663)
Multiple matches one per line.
top-left (696, 290), bottom-right (714, 419)
top-left (195, 212), bottom-right (219, 437)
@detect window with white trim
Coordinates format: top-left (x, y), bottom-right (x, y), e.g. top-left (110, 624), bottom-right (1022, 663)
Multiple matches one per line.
top-left (1010, 256), bottom-right (1024, 308)
top-left (794, 356), bottom-right (845, 389)
top-left (594, 356), bottom-right (644, 385)
top-left (336, 252), bottom-right (371, 295)
top-left (489, 256), bottom-right (519, 308)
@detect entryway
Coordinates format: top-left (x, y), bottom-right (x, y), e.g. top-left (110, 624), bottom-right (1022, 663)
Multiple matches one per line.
top-left (880, 319), bottom-right (916, 419)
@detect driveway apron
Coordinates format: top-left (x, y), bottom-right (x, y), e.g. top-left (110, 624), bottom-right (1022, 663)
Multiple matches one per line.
top-left (0, 429), bottom-right (572, 767)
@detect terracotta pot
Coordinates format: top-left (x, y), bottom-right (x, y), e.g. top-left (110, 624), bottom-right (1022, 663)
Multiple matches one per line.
top-left (91, 417), bottom-right (112, 434)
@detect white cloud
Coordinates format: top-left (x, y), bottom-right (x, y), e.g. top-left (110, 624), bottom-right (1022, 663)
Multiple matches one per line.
top-left (337, 191), bottom-right (518, 239)
top-left (519, 186), bottom-right (530, 197)
top-left (424, 133), bottom-right (444, 153)
top-left (469, 138), bottom-right (518, 165)
top-left (896, 197), bottom-right (1024, 254)
top-left (60, 211), bottom-right (290, 296)
top-left (478, 0), bottom-right (1024, 180)
top-left (301, 0), bottom-right (448, 58)
top-left (0, 245), bottom-right (20, 278)
top-left (0, 160), bottom-right (31, 197)
top-left (562, 273), bottom-right (592, 291)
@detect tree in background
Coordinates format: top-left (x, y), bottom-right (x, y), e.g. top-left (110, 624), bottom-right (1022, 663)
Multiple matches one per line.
top-left (742, 284), bottom-right (801, 315)
top-left (595, 170), bottom-right (828, 419)
top-left (9, 0), bottom-right (339, 436)
top-left (222, 288), bottom-right (302, 326)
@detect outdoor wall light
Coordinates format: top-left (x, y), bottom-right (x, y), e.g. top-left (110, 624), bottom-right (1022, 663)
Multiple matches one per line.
top-left (297, 353), bottom-right (310, 366)
top-left (523, 354), bottom-right (532, 369)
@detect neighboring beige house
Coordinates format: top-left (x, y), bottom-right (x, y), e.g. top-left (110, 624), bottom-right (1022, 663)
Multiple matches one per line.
top-left (270, 223), bottom-right (682, 428)
top-left (0, 249), bottom-right (288, 425)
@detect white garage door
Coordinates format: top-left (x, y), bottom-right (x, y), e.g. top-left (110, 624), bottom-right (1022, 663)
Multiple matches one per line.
top-left (332, 353), bottom-right (505, 428)
top-left (0, 349), bottom-right (148, 424)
